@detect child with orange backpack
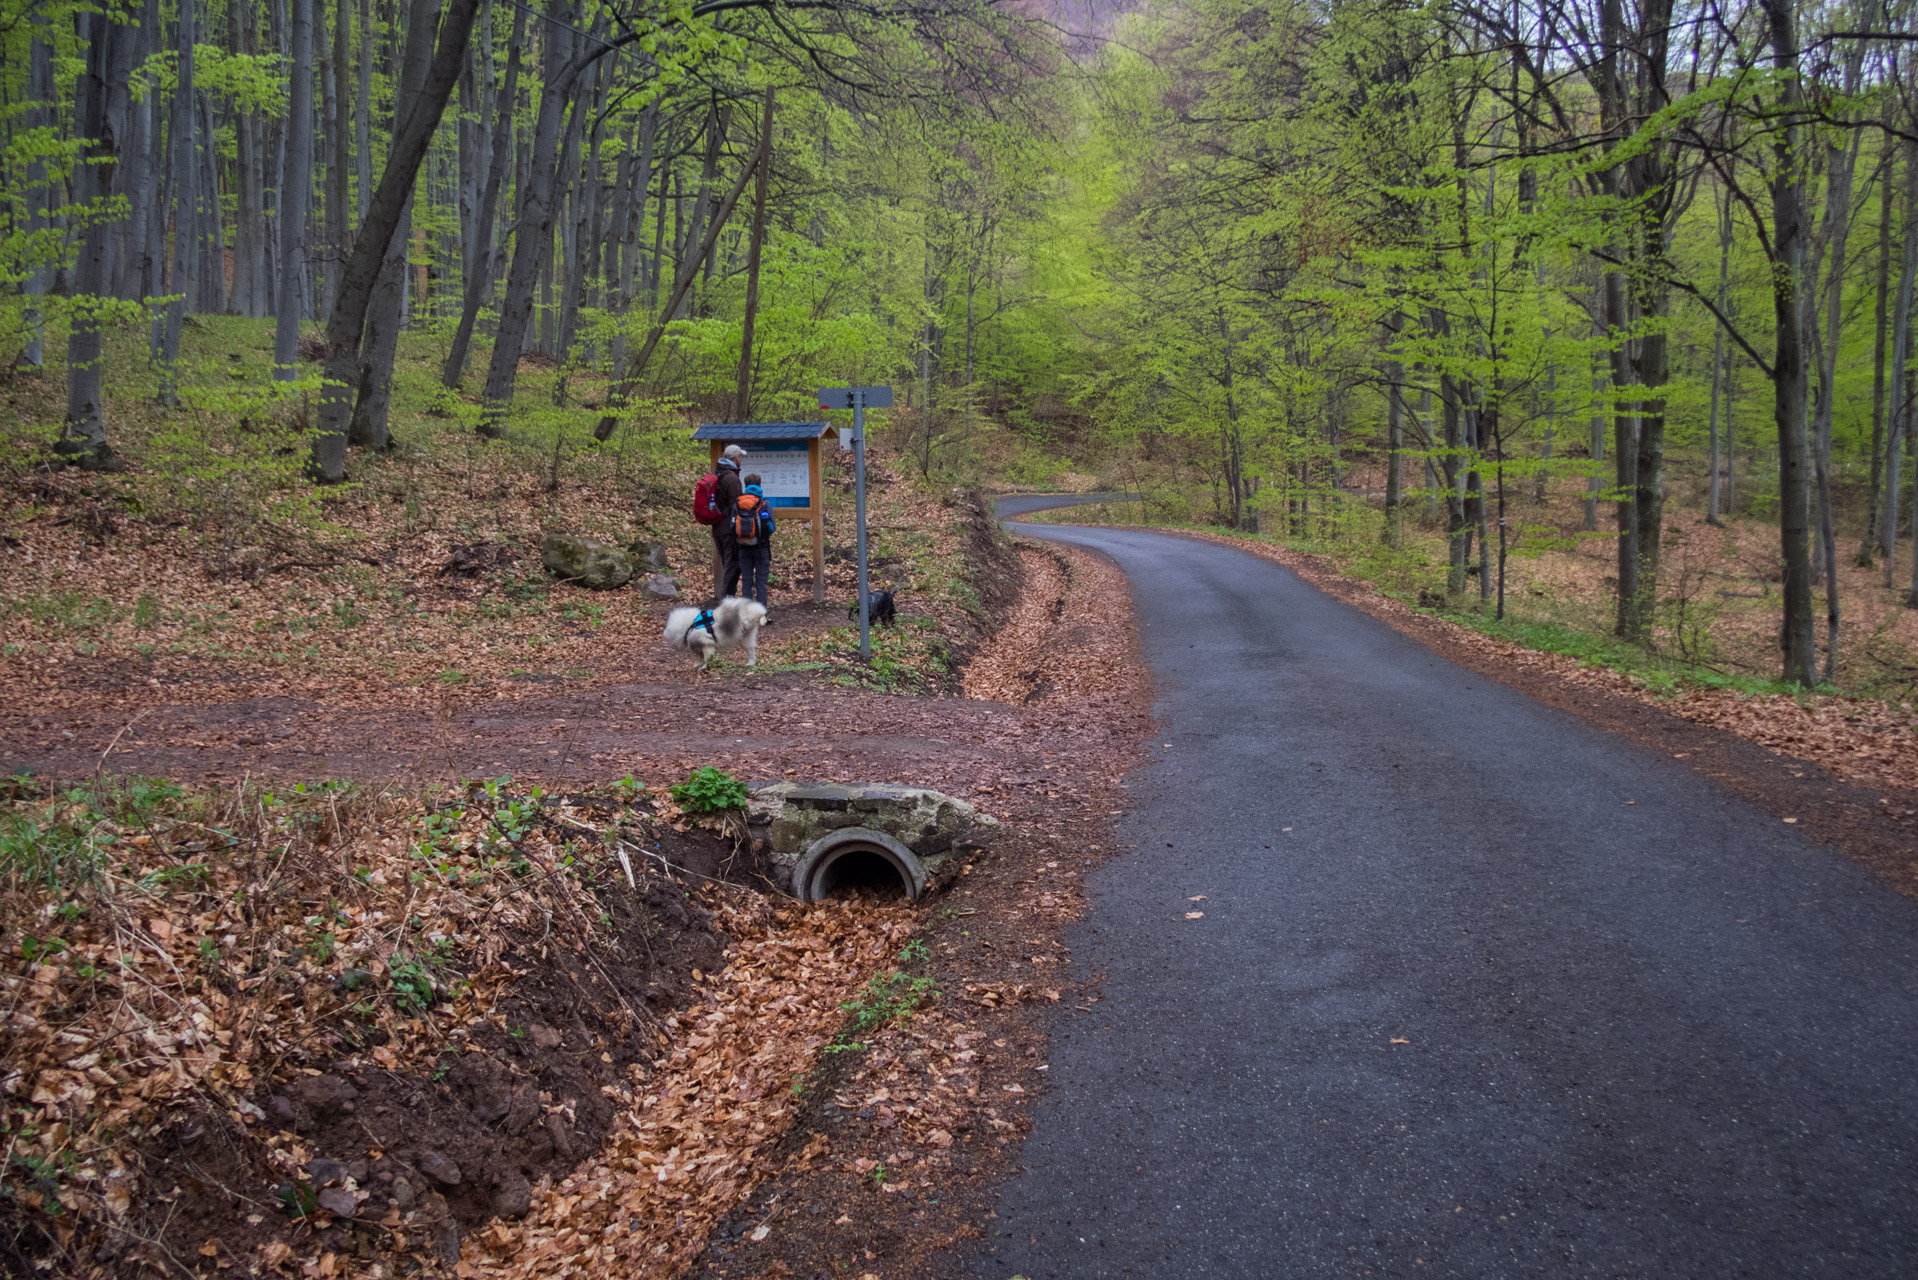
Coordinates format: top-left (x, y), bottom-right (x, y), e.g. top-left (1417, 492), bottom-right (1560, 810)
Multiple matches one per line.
top-left (733, 474), bottom-right (776, 616)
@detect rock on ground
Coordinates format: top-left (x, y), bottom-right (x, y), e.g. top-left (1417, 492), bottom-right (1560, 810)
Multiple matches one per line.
top-left (543, 533), bottom-right (636, 590)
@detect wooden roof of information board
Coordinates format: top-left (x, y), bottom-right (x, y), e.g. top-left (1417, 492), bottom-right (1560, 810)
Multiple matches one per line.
top-left (691, 422), bottom-right (831, 440)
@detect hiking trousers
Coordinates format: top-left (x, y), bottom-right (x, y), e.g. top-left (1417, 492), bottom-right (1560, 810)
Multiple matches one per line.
top-left (739, 541), bottom-right (771, 607)
top-left (711, 526), bottom-right (742, 599)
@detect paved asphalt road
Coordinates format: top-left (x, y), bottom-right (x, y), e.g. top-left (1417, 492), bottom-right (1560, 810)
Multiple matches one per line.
top-left (993, 492), bottom-right (1143, 520)
top-left (972, 515), bottom-right (1918, 1279)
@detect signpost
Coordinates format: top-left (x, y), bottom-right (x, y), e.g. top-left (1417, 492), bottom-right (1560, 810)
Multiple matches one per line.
top-left (818, 386), bottom-right (892, 659)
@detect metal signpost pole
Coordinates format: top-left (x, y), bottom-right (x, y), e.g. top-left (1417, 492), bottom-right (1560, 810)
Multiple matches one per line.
top-left (854, 391), bottom-right (870, 660)
top-left (818, 385), bottom-right (891, 664)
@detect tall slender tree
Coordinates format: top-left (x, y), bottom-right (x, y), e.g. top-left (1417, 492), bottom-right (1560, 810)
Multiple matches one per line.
top-left (275, 0), bottom-right (317, 378)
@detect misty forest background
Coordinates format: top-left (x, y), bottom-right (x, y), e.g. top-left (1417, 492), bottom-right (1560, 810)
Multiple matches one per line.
top-left (7, 0), bottom-right (1918, 694)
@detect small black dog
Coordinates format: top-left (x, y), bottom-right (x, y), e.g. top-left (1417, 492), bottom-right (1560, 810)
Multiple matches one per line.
top-left (848, 588), bottom-right (897, 627)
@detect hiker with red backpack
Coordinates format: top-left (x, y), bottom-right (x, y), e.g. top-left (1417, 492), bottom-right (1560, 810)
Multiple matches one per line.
top-left (734, 474), bottom-right (776, 614)
top-left (694, 445), bottom-right (746, 600)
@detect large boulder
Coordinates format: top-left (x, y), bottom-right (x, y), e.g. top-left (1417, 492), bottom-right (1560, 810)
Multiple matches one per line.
top-left (747, 782), bottom-right (998, 900)
top-left (541, 533), bottom-right (634, 590)
top-left (630, 539), bottom-right (672, 573)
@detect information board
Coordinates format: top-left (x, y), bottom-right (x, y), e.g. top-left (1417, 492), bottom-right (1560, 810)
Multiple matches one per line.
top-left (737, 440), bottom-right (810, 507)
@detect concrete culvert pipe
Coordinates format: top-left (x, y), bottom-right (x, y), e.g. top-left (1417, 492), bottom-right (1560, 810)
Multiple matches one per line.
top-left (794, 827), bottom-right (926, 901)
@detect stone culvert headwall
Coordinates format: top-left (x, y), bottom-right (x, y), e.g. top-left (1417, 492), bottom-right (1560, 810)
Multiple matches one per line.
top-left (747, 782), bottom-right (1000, 900)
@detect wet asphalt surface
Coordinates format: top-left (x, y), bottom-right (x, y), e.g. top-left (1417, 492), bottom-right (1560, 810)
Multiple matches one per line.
top-left (971, 512), bottom-right (1918, 1279)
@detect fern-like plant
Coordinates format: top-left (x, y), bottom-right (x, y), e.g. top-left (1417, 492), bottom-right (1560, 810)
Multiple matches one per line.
top-left (669, 766), bottom-right (749, 814)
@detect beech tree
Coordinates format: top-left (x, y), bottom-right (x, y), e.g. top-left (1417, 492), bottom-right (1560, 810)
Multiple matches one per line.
top-left (309, 0), bottom-right (484, 480)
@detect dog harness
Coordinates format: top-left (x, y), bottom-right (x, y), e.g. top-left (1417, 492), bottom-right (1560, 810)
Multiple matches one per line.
top-left (691, 609), bottom-right (716, 636)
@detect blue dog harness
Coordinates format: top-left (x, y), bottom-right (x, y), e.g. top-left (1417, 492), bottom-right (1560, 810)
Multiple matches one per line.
top-left (691, 609), bottom-right (716, 636)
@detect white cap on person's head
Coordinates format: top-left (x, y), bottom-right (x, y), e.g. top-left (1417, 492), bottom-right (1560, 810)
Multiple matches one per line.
top-left (722, 444), bottom-right (746, 461)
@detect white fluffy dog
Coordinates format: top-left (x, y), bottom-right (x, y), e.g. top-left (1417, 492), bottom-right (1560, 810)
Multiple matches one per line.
top-left (663, 597), bottom-right (768, 669)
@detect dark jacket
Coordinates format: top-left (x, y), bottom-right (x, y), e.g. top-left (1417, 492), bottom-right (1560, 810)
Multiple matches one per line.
top-left (712, 459), bottom-right (744, 534)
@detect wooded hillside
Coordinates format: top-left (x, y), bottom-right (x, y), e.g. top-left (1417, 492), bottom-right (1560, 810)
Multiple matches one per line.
top-left (6, 0), bottom-right (1918, 693)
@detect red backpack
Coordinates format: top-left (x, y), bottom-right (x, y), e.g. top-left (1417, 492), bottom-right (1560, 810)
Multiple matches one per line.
top-left (693, 473), bottom-right (722, 525)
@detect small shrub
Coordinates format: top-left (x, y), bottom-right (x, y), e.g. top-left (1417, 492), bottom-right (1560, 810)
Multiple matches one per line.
top-left (840, 969), bottom-right (939, 1034)
top-left (388, 957), bottom-right (437, 1011)
top-left (670, 766), bottom-right (749, 814)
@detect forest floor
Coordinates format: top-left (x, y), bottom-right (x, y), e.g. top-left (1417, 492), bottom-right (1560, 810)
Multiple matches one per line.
top-left (0, 322), bottom-right (1150, 1280)
top-left (2, 358), bottom-right (1155, 1279)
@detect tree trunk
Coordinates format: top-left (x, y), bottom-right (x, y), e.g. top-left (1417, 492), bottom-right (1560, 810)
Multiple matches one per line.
top-left (312, 0), bottom-right (485, 481)
top-left (554, 55), bottom-right (599, 362)
top-left (157, 0), bottom-right (198, 405)
top-left (1443, 371), bottom-right (1469, 595)
top-left (355, 0), bottom-right (374, 221)
top-left (22, 0), bottom-right (55, 368)
top-left (1725, 354), bottom-right (1736, 514)
top-left (1606, 263), bottom-right (1640, 638)
top-left (680, 106), bottom-right (724, 318)
top-left (1708, 183), bottom-right (1732, 527)
top-left (441, 1), bottom-right (525, 387)
top-left (734, 89), bottom-right (774, 421)
top-left (479, 0), bottom-right (580, 429)
top-left (1383, 351), bottom-right (1404, 546)
top-left (650, 175), bottom-right (669, 314)
top-left (115, 0), bottom-right (160, 302)
top-left (349, 0), bottom-right (436, 447)
top-left (274, 0), bottom-right (315, 377)
top-left (1764, 0), bottom-right (1817, 686)
top-left (1632, 287), bottom-right (1668, 624)
top-left (1811, 112), bottom-right (1861, 683)
top-left (1860, 147), bottom-right (1894, 564)
top-left (1902, 427), bottom-right (1918, 610)
top-left (537, 228), bottom-right (556, 356)
top-left (199, 96), bottom-right (225, 311)
top-left (609, 103), bottom-right (656, 376)
top-left (457, 14), bottom-right (484, 289)
top-left (59, 12), bottom-right (122, 468)
top-left (325, 0), bottom-right (352, 312)
top-left (702, 109), bottom-right (733, 291)
top-left (593, 148), bottom-right (761, 440)
top-left (1585, 336), bottom-right (1604, 531)
top-left (230, 0), bottom-right (263, 314)
top-left (1884, 139), bottom-right (1917, 589)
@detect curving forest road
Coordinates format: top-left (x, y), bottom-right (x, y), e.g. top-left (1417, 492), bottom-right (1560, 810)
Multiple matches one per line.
top-left (973, 510), bottom-right (1918, 1278)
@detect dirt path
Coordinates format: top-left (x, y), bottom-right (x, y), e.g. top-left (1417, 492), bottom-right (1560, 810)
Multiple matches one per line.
top-left (4, 637), bottom-right (1055, 809)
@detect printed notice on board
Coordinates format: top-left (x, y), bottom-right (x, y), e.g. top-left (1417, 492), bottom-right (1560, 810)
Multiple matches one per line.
top-left (739, 441), bottom-right (810, 505)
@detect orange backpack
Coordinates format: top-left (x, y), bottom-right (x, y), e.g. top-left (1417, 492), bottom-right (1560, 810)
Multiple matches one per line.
top-left (732, 492), bottom-right (767, 545)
